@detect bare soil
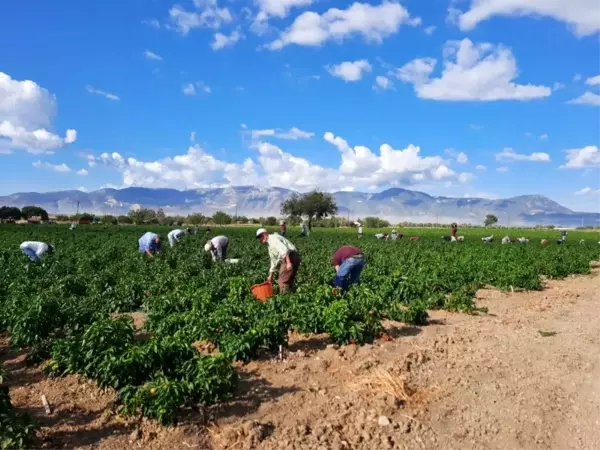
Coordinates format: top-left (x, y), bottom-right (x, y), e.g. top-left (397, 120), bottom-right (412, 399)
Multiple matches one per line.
top-left (2, 270), bottom-right (599, 450)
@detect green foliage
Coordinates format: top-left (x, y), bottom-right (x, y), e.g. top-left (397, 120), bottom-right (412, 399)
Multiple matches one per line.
top-left (484, 214), bottom-right (499, 227)
top-left (20, 205), bottom-right (48, 221)
top-left (0, 386), bottom-right (36, 450)
top-left (281, 191), bottom-right (338, 227)
top-left (212, 211), bottom-right (232, 225)
top-left (0, 207), bottom-right (22, 222)
top-left (362, 217), bottom-right (391, 228)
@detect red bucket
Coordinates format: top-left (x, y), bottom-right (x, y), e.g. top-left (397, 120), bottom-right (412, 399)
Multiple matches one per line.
top-left (250, 282), bottom-right (273, 302)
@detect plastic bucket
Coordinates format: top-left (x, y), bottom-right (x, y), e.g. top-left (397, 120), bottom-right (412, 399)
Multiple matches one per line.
top-left (250, 282), bottom-right (273, 302)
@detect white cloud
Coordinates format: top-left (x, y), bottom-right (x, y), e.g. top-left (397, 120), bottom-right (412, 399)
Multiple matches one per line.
top-left (573, 73), bottom-right (582, 82)
top-left (142, 18), bottom-right (160, 29)
top-left (190, 131), bottom-right (197, 143)
top-left (457, 151), bottom-right (468, 164)
top-left (567, 91), bottom-right (600, 106)
top-left (396, 38), bottom-right (551, 101)
top-left (586, 74), bottom-right (600, 86)
top-left (169, 0), bottom-right (232, 35)
top-left (575, 187), bottom-right (600, 195)
top-left (446, 7), bottom-right (462, 25)
top-left (250, 126), bottom-right (314, 140)
top-left (144, 50), bottom-right (163, 61)
top-left (457, 0), bottom-right (600, 37)
top-left (183, 81), bottom-right (211, 96)
top-left (268, 1), bottom-right (419, 50)
top-left (476, 164), bottom-right (487, 170)
top-left (539, 134), bottom-right (548, 141)
top-left (496, 166), bottom-right (509, 172)
top-left (32, 160), bottom-right (71, 173)
top-left (85, 85), bottom-right (120, 101)
top-left (373, 75), bottom-right (394, 91)
top-left (211, 30), bottom-right (242, 50)
top-left (0, 72), bottom-right (77, 155)
top-left (552, 82), bottom-right (565, 91)
top-left (327, 60), bottom-right (372, 82)
top-left (495, 147), bottom-right (551, 162)
top-left (251, 0), bottom-right (314, 33)
top-left (76, 168), bottom-right (89, 176)
top-left (560, 145), bottom-right (600, 169)
top-left (424, 25), bottom-right (436, 35)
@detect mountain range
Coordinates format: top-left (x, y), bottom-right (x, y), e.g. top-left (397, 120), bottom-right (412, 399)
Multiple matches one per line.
top-left (0, 186), bottom-right (598, 227)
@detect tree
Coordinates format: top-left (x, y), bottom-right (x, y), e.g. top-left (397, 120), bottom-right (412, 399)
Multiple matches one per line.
top-left (156, 208), bottom-right (168, 225)
top-left (102, 214), bottom-right (118, 225)
top-left (128, 208), bottom-right (156, 225)
top-left (187, 213), bottom-right (205, 225)
top-left (118, 215), bottom-right (133, 224)
top-left (281, 191), bottom-right (338, 230)
top-left (21, 205), bottom-right (49, 221)
top-left (212, 211), bottom-right (232, 225)
top-left (55, 214), bottom-right (69, 222)
top-left (265, 216), bottom-right (277, 226)
top-left (0, 206), bottom-right (22, 222)
top-left (364, 216), bottom-right (390, 228)
top-left (484, 214), bottom-right (498, 227)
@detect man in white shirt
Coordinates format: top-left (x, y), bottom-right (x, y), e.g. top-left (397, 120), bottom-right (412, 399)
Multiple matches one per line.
top-left (204, 235), bottom-right (229, 261)
top-left (256, 228), bottom-right (301, 294)
top-left (167, 228), bottom-right (191, 248)
top-left (20, 241), bottom-right (54, 262)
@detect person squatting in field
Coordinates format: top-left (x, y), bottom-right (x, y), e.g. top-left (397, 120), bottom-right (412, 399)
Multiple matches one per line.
top-left (20, 241), bottom-right (54, 262)
top-left (205, 235), bottom-right (229, 261)
top-left (280, 221), bottom-right (287, 237)
top-left (332, 245), bottom-right (365, 292)
top-left (167, 228), bottom-right (191, 248)
top-left (139, 232), bottom-right (161, 257)
top-left (257, 228), bottom-right (301, 294)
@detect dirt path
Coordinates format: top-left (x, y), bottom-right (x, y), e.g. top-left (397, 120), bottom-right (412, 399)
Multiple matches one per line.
top-left (2, 271), bottom-right (599, 450)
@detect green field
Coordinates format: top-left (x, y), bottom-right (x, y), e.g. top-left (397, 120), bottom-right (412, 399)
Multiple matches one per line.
top-left (1, 224), bottom-right (599, 442)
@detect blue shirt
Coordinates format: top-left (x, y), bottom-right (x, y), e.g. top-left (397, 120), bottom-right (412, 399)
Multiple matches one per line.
top-left (139, 232), bottom-right (160, 254)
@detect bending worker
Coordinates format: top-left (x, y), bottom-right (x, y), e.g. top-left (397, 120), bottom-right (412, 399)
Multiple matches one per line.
top-left (256, 228), bottom-right (301, 294)
top-left (20, 241), bottom-right (54, 262)
top-left (139, 232), bottom-right (161, 257)
top-left (167, 228), bottom-right (191, 248)
top-left (205, 235), bottom-right (229, 261)
top-left (332, 245), bottom-right (365, 292)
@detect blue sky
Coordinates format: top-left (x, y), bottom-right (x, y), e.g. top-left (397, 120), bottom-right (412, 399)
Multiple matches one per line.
top-left (1, 0), bottom-right (599, 211)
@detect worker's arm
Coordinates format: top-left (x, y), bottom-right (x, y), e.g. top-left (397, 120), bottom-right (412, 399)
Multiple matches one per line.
top-left (145, 249), bottom-right (154, 257)
top-left (284, 253), bottom-right (292, 270)
top-left (334, 265), bottom-right (340, 273)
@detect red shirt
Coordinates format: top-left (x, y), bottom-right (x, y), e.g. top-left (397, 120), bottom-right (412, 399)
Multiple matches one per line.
top-left (331, 245), bottom-right (362, 266)
top-left (451, 226), bottom-right (457, 237)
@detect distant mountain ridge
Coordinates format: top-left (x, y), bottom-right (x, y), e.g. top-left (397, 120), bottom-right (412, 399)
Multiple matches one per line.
top-left (0, 186), bottom-right (598, 227)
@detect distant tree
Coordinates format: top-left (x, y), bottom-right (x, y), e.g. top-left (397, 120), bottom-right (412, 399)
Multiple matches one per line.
top-left (169, 215), bottom-right (185, 226)
top-left (80, 213), bottom-right (94, 221)
top-left (54, 214), bottom-right (69, 222)
top-left (117, 215), bottom-right (133, 224)
top-left (187, 213), bottom-right (205, 225)
top-left (156, 208), bottom-right (168, 225)
top-left (363, 216), bottom-right (390, 228)
top-left (102, 214), bottom-right (118, 225)
top-left (265, 216), bottom-right (277, 226)
top-left (235, 215), bottom-right (249, 223)
top-left (21, 205), bottom-right (49, 221)
top-left (484, 214), bottom-right (498, 227)
top-left (212, 211), bottom-right (232, 225)
top-left (281, 191), bottom-right (338, 230)
top-left (0, 206), bottom-right (22, 222)
top-left (128, 208), bottom-right (156, 225)
top-left (249, 218), bottom-right (260, 224)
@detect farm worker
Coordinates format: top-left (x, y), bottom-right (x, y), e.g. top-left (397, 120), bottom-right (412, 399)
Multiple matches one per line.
top-left (482, 235), bottom-right (494, 244)
top-left (139, 232), bottom-right (161, 257)
top-left (390, 229), bottom-right (399, 240)
top-left (518, 237), bottom-right (529, 244)
top-left (501, 236), bottom-right (511, 245)
top-left (332, 245), bottom-right (365, 292)
top-left (280, 221), bottom-right (287, 237)
top-left (167, 228), bottom-right (191, 248)
top-left (375, 233), bottom-right (387, 240)
top-left (541, 239), bottom-right (549, 245)
top-left (300, 222), bottom-right (308, 237)
top-left (256, 228), bottom-right (301, 294)
top-left (19, 241), bottom-right (54, 262)
top-left (457, 236), bottom-right (465, 242)
top-left (451, 223), bottom-right (458, 242)
top-left (205, 235), bottom-right (229, 261)
top-left (70, 223), bottom-right (76, 231)
top-left (355, 222), bottom-right (363, 239)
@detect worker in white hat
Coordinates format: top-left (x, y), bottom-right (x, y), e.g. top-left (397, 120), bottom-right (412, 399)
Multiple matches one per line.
top-left (256, 228), bottom-right (301, 294)
top-left (204, 235), bottom-right (229, 261)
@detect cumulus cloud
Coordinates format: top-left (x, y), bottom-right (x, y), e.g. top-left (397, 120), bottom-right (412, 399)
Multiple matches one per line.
top-left (560, 145), bottom-right (600, 169)
top-left (475, 164), bottom-right (487, 170)
top-left (586, 74), bottom-right (600, 86)
top-left (396, 38), bottom-right (551, 101)
top-left (495, 148), bottom-right (551, 162)
top-left (0, 72), bottom-right (77, 154)
top-left (211, 30), bottom-right (242, 50)
top-left (142, 18), bottom-right (160, 29)
top-left (76, 168), bottom-right (89, 176)
top-left (373, 75), bottom-right (394, 91)
top-left (144, 50), bottom-right (163, 61)
top-left (327, 60), bottom-right (372, 82)
top-left (183, 81), bottom-right (211, 96)
top-left (456, 0), bottom-right (600, 37)
top-left (267, 1), bottom-right (419, 50)
top-left (251, 0), bottom-right (314, 33)
top-left (575, 187), bottom-right (600, 195)
top-left (445, 148), bottom-right (468, 164)
top-left (32, 160), bottom-right (71, 172)
top-left (250, 126), bottom-right (315, 140)
top-left (424, 25), bottom-right (436, 35)
top-left (539, 134), bottom-right (548, 141)
top-left (169, 0), bottom-right (232, 35)
top-left (567, 91), bottom-right (600, 106)
top-left (85, 85), bottom-right (120, 101)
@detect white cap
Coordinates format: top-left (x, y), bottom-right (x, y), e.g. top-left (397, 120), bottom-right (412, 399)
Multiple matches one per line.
top-left (204, 242), bottom-right (212, 252)
top-left (256, 228), bottom-right (267, 238)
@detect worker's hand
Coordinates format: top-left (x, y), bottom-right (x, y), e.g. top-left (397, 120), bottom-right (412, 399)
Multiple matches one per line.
top-left (266, 274), bottom-right (273, 283)
top-left (286, 261), bottom-right (292, 271)
top-left (334, 265), bottom-right (340, 273)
